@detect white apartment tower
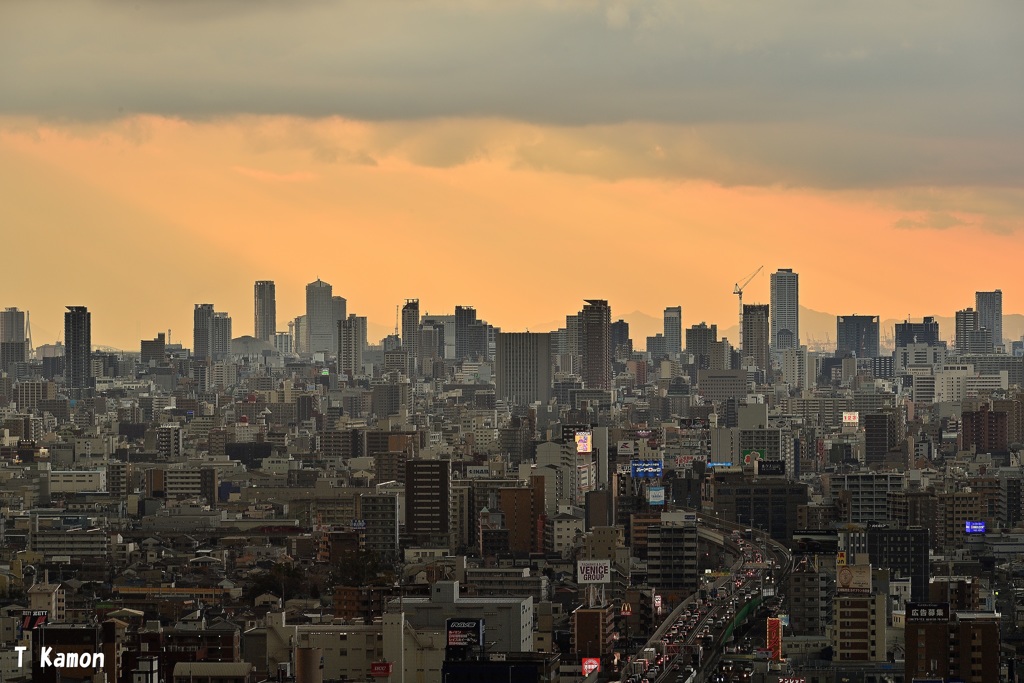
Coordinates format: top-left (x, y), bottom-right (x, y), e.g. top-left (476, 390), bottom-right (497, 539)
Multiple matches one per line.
top-left (770, 268), bottom-right (799, 350)
top-left (976, 290), bottom-right (1003, 347)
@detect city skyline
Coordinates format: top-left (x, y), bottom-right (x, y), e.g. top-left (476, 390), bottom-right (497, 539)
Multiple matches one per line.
top-left (2, 2), bottom-right (1023, 349)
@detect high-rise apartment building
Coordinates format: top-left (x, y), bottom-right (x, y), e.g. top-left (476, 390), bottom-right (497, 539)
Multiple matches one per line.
top-left (64, 306), bottom-right (92, 395)
top-left (836, 315), bottom-right (880, 358)
top-left (194, 304), bottom-right (214, 362)
top-left (332, 296), bottom-right (347, 352)
top-left (254, 280), bottom-right (276, 342)
top-left (663, 306), bottom-right (682, 355)
top-left (401, 299), bottom-right (420, 375)
top-left (211, 312), bottom-right (232, 361)
top-left (741, 303), bottom-right (770, 371)
top-left (955, 307), bottom-right (993, 354)
top-left (975, 289), bottom-right (1003, 346)
top-left (338, 314), bottom-right (363, 379)
top-left (495, 332), bottom-right (552, 406)
top-left (769, 268), bottom-right (799, 350)
top-left (580, 300), bottom-right (612, 390)
top-left (405, 460), bottom-right (452, 545)
top-left (0, 307), bottom-right (28, 373)
top-left (306, 279), bottom-right (334, 355)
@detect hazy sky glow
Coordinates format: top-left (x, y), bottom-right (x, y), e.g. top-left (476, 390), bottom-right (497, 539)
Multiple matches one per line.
top-left (2, 1), bottom-right (1023, 348)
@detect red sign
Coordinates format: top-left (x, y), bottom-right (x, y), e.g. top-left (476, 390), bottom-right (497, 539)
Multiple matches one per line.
top-left (766, 617), bottom-right (782, 662)
top-left (370, 662), bottom-right (393, 677)
top-left (582, 658), bottom-right (600, 676)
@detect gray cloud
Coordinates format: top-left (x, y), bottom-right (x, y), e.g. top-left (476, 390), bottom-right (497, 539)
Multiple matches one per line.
top-left (2, 0), bottom-right (1023, 193)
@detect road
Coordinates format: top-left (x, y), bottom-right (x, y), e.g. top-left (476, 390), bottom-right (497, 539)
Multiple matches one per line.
top-left (622, 512), bottom-right (792, 683)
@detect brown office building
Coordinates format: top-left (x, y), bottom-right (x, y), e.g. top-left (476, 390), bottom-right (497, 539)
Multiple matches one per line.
top-left (905, 603), bottom-right (1000, 683)
top-left (405, 459), bottom-right (452, 545)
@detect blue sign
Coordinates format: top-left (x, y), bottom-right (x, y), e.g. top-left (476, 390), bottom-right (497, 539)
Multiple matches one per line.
top-left (630, 459), bottom-right (663, 478)
top-left (965, 521), bottom-right (986, 534)
top-left (707, 462), bottom-right (734, 468)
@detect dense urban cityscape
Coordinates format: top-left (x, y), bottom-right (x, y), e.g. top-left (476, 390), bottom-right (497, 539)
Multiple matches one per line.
top-left (0, 272), bottom-right (1022, 683)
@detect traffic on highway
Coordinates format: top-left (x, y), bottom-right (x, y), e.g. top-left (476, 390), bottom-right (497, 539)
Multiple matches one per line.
top-left (619, 520), bottom-right (790, 683)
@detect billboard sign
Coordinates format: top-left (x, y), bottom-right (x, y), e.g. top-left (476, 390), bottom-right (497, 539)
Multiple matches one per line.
top-left (582, 658), bottom-right (601, 676)
top-left (842, 411), bottom-right (860, 425)
top-left (618, 440), bottom-right (635, 457)
top-left (906, 602), bottom-right (950, 623)
top-left (837, 564), bottom-right (872, 593)
top-left (630, 459), bottom-right (663, 478)
top-left (742, 449), bottom-right (765, 464)
top-left (19, 610), bottom-right (47, 632)
top-left (575, 431), bottom-right (593, 454)
top-left (707, 462), bottom-right (734, 468)
top-left (446, 619), bottom-right (485, 649)
top-left (647, 486), bottom-right (665, 506)
top-left (370, 662), bottom-right (393, 677)
top-left (562, 424), bottom-right (590, 443)
top-left (676, 453), bottom-right (706, 469)
top-left (965, 520), bottom-right (986, 534)
top-left (465, 465), bottom-right (490, 479)
top-left (577, 559), bottom-right (612, 584)
top-left (756, 460), bottom-right (785, 476)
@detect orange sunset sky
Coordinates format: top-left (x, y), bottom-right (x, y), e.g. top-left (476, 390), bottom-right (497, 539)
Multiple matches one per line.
top-left (1, 1), bottom-right (1023, 349)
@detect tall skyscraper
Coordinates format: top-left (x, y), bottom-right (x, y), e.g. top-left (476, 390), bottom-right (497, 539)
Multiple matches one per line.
top-left (401, 299), bottom-right (420, 375)
top-left (610, 319), bottom-right (630, 360)
top-left (495, 332), bottom-right (553, 406)
top-left (211, 312), bottom-right (232, 361)
top-left (837, 315), bottom-right (880, 358)
top-left (580, 299), bottom-right (612, 390)
top-left (895, 317), bottom-right (940, 347)
top-left (64, 306), bottom-right (91, 395)
top-left (0, 307), bottom-right (28, 373)
top-left (741, 304), bottom-right (770, 371)
top-left (454, 305), bottom-right (476, 360)
top-left (976, 290), bottom-right (1003, 346)
top-left (686, 322), bottom-right (718, 369)
top-left (454, 306), bottom-right (486, 360)
top-left (193, 304), bottom-right (215, 362)
top-left (955, 307), bottom-right (993, 354)
top-left (769, 268), bottom-right (799, 350)
top-left (332, 296), bottom-right (347, 352)
top-left (254, 280), bottom-right (276, 342)
top-left (405, 459), bottom-right (452, 545)
top-left (306, 279), bottom-right (334, 355)
top-left (338, 314), bottom-right (363, 379)
top-left (663, 306), bottom-right (682, 355)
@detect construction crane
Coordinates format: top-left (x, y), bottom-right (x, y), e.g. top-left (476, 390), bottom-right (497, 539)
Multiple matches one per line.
top-left (734, 265), bottom-right (764, 350)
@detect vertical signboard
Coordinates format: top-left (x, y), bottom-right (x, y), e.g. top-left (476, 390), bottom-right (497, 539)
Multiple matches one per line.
top-left (766, 617), bottom-right (782, 661)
